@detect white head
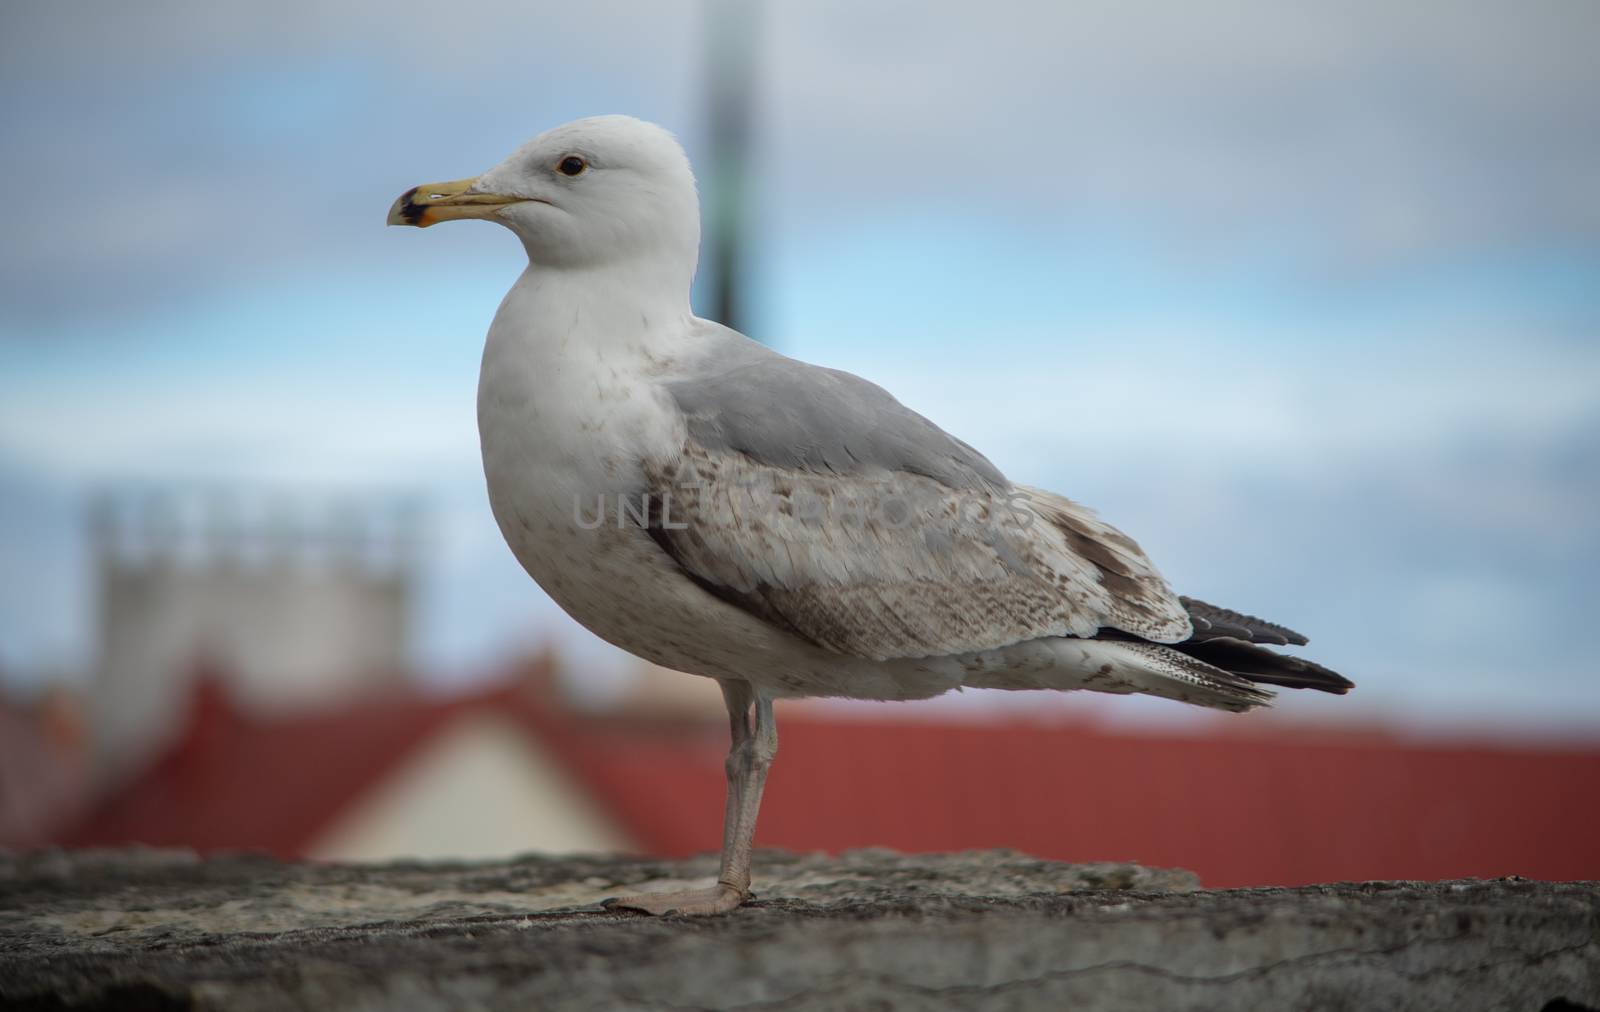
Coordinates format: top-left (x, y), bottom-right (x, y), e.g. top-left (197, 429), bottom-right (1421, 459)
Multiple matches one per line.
top-left (389, 115), bottom-right (700, 280)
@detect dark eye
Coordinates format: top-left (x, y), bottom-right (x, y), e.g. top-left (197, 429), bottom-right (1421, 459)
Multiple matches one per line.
top-left (557, 155), bottom-right (587, 177)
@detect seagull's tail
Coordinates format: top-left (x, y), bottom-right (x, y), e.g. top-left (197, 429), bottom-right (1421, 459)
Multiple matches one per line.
top-left (1049, 598), bottom-right (1352, 711)
top-left (1067, 639), bottom-right (1278, 713)
top-left (964, 601), bottom-right (1352, 711)
top-left (1170, 596), bottom-right (1354, 695)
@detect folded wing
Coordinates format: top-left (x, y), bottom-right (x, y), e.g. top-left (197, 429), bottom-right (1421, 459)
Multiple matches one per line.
top-left (644, 340), bottom-right (1192, 661)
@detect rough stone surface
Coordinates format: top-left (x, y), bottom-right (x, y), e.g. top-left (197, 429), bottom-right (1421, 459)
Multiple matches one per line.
top-left (1, 848), bottom-right (1596, 1011)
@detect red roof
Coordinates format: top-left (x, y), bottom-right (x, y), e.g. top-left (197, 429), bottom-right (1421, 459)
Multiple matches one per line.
top-left (68, 674), bottom-right (489, 857)
top-left (65, 667), bottom-right (1600, 887)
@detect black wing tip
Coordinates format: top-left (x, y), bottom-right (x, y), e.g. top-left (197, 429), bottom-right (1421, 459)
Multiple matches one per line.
top-left (1173, 634), bottom-right (1354, 695)
top-left (1180, 595), bottom-right (1311, 647)
top-left (1244, 668), bottom-right (1356, 695)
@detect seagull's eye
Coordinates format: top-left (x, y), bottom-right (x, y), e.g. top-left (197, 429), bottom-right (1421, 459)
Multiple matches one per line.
top-left (557, 155), bottom-right (588, 177)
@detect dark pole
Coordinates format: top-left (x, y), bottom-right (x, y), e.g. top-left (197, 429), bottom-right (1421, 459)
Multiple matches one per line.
top-left (701, 0), bottom-right (759, 340)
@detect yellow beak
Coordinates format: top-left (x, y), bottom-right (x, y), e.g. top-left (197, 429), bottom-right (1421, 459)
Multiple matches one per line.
top-left (386, 177), bottom-right (526, 228)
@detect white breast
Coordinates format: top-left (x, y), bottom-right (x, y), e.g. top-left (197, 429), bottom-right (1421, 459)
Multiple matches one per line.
top-left (474, 270), bottom-right (754, 679)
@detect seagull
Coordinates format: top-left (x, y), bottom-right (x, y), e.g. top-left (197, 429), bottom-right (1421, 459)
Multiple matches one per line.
top-left (388, 115), bottom-right (1352, 916)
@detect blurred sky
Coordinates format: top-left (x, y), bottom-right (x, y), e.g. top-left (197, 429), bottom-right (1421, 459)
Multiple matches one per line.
top-left (1, 1), bottom-right (1597, 729)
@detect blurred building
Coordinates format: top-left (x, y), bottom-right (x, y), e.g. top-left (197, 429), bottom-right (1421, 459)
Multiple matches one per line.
top-left (68, 657), bottom-right (632, 860)
top-left (0, 686), bottom-right (91, 848)
top-left (87, 488), bottom-right (419, 781)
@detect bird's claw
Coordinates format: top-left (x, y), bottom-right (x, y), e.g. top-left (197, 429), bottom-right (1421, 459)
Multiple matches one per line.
top-left (599, 882), bottom-right (748, 916)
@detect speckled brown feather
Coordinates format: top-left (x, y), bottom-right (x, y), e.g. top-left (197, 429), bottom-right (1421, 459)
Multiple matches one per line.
top-left (642, 443), bottom-right (1192, 662)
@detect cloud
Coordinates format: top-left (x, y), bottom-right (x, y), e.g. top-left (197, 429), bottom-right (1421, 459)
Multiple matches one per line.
top-left (4, 1), bottom-right (1599, 328)
top-left (759, 0), bottom-right (1600, 266)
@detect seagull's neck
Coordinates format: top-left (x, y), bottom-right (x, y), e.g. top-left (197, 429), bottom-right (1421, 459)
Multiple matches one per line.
top-left (502, 257), bottom-right (695, 362)
top-left (478, 257), bottom-right (700, 492)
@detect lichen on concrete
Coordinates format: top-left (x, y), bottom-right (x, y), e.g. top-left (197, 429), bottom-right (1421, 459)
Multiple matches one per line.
top-left (2, 848), bottom-right (1596, 1011)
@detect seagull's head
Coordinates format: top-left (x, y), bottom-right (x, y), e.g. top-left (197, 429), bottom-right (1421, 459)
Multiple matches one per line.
top-left (388, 115), bottom-right (700, 272)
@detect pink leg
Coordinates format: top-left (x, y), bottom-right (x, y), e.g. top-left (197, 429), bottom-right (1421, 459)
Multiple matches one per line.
top-left (604, 680), bottom-right (777, 916)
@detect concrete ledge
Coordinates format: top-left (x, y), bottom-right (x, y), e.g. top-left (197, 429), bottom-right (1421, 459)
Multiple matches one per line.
top-left (1, 848), bottom-right (1596, 1011)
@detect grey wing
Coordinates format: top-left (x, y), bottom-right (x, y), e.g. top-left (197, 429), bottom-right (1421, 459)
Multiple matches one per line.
top-left (645, 342), bottom-right (1191, 661)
